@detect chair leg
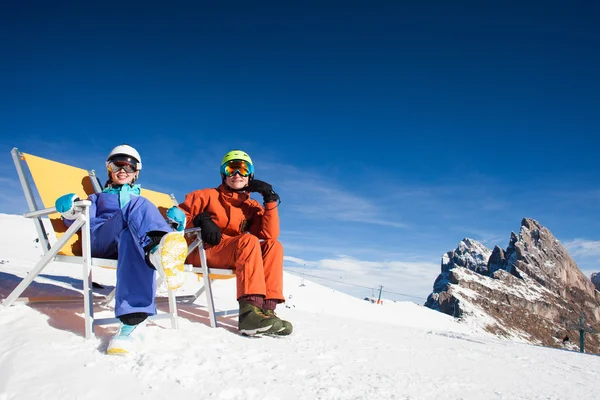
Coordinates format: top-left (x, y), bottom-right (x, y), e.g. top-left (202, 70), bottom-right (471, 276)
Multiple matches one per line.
top-left (167, 285), bottom-right (179, 330)
top-left (101, 288), bottom-right (116, 307)
top-left (80, 207), bottom-right (95, 339)
top-left (2, 217), bottom-right (86, 308)
top-left (154, 261), bottom-right (179, 329)
top-left (2, 254), bottom-right (54, 307)
top-left (205, 276), bottom-right (218, 328)
top-left (198, 246), bottom-right (218, 328)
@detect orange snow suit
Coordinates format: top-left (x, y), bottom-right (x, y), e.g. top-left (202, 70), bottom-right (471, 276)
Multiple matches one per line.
top-left (178, 184), bottom-right (284, 301)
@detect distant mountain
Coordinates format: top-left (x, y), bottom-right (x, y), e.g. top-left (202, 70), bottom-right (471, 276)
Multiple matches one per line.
top-left (591, 272), bottom-right (600, 292)
top-left (425, 218), bottom-right (600, 353)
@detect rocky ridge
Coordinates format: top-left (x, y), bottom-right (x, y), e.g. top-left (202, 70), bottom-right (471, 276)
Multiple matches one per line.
top-left (425, 218), bottom-right (600, 353)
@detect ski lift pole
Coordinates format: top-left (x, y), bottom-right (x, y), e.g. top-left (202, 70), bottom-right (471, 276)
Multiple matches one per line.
top-left (580, 321), bottom-right (585, 353)
top-left (567, 314), bottom-right (597, 353)
top-left (376, 285), bottom-right (383, 304)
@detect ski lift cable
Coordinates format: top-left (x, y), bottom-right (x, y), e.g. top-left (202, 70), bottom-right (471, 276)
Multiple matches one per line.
top-left (285, 269), bottom-right (373, 289)
top-left (285, 269), bottom-right (423, 300)
top-left (380, 288), bottom-right (423, 301)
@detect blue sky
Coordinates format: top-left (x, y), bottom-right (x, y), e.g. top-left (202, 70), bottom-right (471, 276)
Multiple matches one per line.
top-left (1, 1), bottom-right (599, 303)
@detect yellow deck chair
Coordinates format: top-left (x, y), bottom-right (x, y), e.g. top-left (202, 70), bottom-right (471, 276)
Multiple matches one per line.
top-left (2, 148), bottom-right (181, 339)
top-left (89, 169), bottom-right (238, 328)
top-left (90, 174), bottom-right (239, 328)
top-left (3, 148), bottom-right (237, 336)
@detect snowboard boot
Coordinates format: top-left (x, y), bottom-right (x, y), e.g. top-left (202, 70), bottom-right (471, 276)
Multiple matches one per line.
top-left (263, 309), bottom-right (293, 336)
top-left (238, 301), bottom-right (283, 336)
top-left (147, 231), bottom-right (188, 290)
top-left (107, 319), bottom-right (147, 356)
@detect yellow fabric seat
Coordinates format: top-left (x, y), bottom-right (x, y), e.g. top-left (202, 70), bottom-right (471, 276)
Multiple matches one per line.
top-left (24, 152), bottom-right (177, 257)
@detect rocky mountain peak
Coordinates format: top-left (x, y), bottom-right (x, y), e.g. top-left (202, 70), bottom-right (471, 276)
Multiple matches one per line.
top-left (510, 217), bottom-right (594, 297)
top-left (425, 218), bottom-right (600, 353)
top-left (443, 237), bottom-right (491, 275)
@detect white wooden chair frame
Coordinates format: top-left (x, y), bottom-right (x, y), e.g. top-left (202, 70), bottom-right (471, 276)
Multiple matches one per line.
top-left (183, 229), bottom-right (237, 328)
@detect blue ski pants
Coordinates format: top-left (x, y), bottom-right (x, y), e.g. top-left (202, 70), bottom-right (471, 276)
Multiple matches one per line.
top-left (90, 196), bottom-right (171, 317)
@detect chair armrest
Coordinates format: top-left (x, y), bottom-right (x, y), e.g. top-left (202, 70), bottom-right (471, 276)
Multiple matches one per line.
top-left (184, 227), bottom-right (202, 237)
top-left (23, 200), bottom-right (92, 219)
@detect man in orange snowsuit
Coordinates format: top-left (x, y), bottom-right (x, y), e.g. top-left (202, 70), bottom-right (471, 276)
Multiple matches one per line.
top-left (177, 150), bottom-right (292, 336)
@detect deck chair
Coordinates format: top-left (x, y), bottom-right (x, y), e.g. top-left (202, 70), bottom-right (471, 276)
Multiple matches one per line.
top-left (2, 148), bottom-right (181, 339)
top-left (91, 165), bottom-right (238, 329)
top-left (3, 148), bottom-right (237, 336)
top-left (90, 170), bottom-right (237, 329)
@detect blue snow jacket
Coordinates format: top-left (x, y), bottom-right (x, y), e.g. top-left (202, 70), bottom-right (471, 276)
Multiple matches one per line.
top-left (64, 184), bottom-right (142, 231)
top-left (88, 184), bottom-right (142, 233)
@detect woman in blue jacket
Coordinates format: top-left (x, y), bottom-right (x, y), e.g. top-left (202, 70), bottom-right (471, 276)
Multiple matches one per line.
top-left (55, 144), bottom-right (188, 356)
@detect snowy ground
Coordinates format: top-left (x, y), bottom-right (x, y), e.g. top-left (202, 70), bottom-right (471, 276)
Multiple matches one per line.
top-left (0, 213), bottom-right (598, 400)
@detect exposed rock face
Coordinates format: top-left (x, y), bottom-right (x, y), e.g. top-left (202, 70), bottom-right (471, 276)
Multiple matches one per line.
top-left (591, 273), bottom-right (600, 292)
top-left (425, 218), bottom-right (600, 353)
top-left (430, 238), bottom-right (491, 296)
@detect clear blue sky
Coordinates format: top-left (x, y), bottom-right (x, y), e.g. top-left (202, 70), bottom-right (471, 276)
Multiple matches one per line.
top-left (1, 1), bottom-right (599, 302)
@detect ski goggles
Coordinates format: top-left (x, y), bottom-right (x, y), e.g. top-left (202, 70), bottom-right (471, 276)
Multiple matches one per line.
top-left (106, 156), bottom-right (139, 173)
top-left (221, 160), bottom-right (254, 177)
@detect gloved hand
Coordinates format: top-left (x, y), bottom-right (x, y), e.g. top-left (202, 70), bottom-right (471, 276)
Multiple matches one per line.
top-left (55, 193), bottom-right (81, 220)
top-left (166, 206), bottom-right (186, 232)
top-left (192, 212), bottom-right (222, 245)
top-left (248, 179), bottom-right (280, 203)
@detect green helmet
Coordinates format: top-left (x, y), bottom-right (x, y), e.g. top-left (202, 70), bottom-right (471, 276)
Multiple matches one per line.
top-left (221, 150), bottom-right (253, 166)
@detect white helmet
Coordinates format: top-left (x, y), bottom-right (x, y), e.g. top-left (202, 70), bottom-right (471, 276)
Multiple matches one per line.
top-left (106, 144), bottom-right (142, 171)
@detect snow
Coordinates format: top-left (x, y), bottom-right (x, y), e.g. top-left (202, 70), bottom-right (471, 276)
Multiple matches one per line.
top-left (454, 267), bottom-right (552, 302)
top-left (1, 213), bottom-right (599, 399)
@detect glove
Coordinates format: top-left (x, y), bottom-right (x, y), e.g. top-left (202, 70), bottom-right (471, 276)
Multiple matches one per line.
top-left (166, 206), bottom-right (186, 232)
top-left (55, 193), bottom-right (81, 220)
top-left (248, 179), bottom-right (280, 203)
top-left (192, 212), bottom-right (222, 245)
